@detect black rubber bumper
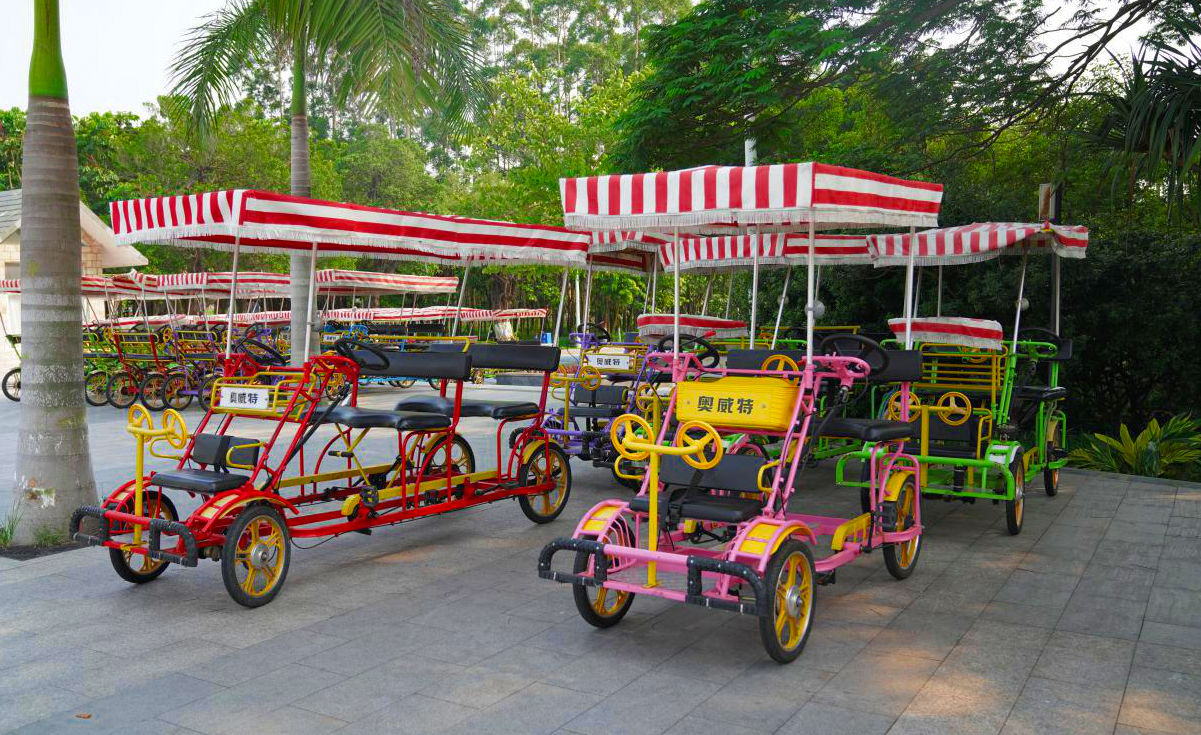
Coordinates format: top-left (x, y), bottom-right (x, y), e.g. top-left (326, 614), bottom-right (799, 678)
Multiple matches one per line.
top-left (538, 537), bottom-right (765, 616)
top-left (70, 505), bottom-right (199, 567)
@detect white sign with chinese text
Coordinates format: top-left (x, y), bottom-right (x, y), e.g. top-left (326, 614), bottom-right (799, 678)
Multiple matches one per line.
top-left (219, 386), bottom-right (271, 410)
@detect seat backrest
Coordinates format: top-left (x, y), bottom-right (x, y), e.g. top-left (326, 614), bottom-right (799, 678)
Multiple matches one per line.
top-left (869, 350), bottom-right (923, 383)
top-left (725, 348), bottom-right (807, 371)
top-left (467, 343), bottom-right (561, 372)
top-left (190, 433), bottom-right (260, 471)
top-left (571, 384), bottom-right (628, 406)
top-left (659, 453), bottom-right (767, 493)
top-left (354, 350), bottom-right (473, 380)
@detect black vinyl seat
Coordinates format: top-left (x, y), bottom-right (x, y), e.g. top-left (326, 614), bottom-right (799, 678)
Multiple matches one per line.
top-left (1016, 385), bottom-right (1068, 403)
top-left (628, 493), bottom-right (763, 524)
top-left (321, 406), bottom-right (451, 431)
top-left (819, 417), bottom-right (917, 442)
top-left (149, 469), bottom-right (249, 494)
top-left (627, 454), bottom-right (768, 524)
top-left (392, 395), bottom-right (540, 420)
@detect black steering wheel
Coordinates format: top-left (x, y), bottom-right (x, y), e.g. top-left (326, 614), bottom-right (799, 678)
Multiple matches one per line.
top-left (1018, 327), bottom-right (1061, 346)
top-left (655, 335), bottom-right (722, 369)
top-left (333, 338), bottom-right (390, 371)
top-left (233, 336), bottom-right (287, 367)
top-left (820, 333), bottom-right (890, 377)
top-left (576, 322), bottom-right (611, 342)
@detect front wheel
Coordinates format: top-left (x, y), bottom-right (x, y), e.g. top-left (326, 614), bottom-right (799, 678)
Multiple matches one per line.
top-left (2, 367), bottom-right (20, 402)
top-left (882, 475), bottom-right (921, 580)
top-left (759, 540), bottom-right (816, 663)
top-left (108, 492), bottom-right (179, 583)
top-left (84, 370), bottom-right (109, 406)
top-left (573, 519), bottom-right (635, 628)
top-left (1044, 420), bottom-right (1061, 496)
top-left (106, 371), bottom-right (140, 409)
top-left (221, 504), bottom-right (291, 608)
top-left (161, 372), bottom-right (194, 410)
top-left (1006, 460), bottom-right (1025, 535)
top-left (517, 444), bottom-right (572, 523)
top-left (198, 374), bottom-right (219, 412)
top-left (139, 372), bottom-right (168, 411)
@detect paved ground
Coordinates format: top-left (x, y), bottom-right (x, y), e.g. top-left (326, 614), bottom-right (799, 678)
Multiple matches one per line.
top-left (1, 388), bottom-right (1200, 734)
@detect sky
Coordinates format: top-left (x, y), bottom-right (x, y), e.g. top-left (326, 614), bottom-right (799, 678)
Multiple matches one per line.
top-left (0, 0), bottom-right (227, 115)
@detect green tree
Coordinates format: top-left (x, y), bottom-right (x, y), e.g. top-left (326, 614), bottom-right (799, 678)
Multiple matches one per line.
top-left (13, 0), bottom-right (95, 544)
top-left (170, 0), bottom-right (483, 361)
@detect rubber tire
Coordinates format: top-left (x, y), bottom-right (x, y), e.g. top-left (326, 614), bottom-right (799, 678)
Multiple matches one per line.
top-left (2, 367), bottom-right (20, 402)
top-left (1006, 460), bottom-right (1025, 536)
top-left (572, 523), bottom-right (635, 628)
top-left (1043, 422), bottom-right (1060, 496)
top-left (858, 460), bottom-right (872, 514)
top-left (108, 492), bottom-right (178, 584)
top-left (517, 443), bottom-right (572, 523)
top-left (882, 476), bottom-right (921, 580)
top-left (139, 372), bottom-right (168, 411)
top-left (198, 374), bottom-right (218, 412)
top-left (400, 379), bottom-right (416, 388)
top-left (425, 434), bottom-right (476, 476)
top-left (610, 459), bottom-right (644, 491)
top-left (759, 540), bottom-right (817, 663)
top-left (106, 371), bottom-right (139, 409)
top-left (162, 372), bottom-right (194, 410)
top-left (220, 504), bottom-right (291, 608)
top-left (84, 370), bottom-right (109, 406)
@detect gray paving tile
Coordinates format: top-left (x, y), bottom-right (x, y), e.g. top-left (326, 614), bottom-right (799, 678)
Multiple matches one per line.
top-left (1147, 587), bottom-right (1201, 628)
top-left (994, 569), bottom-right (1080, 610)
top-left (445, 682), bottom-right (602, 735)
top-left (689, 658), bottom-right (832, 732)
top-left (0, 687), bottom-right (92, 732)
top-left (1166, 516), bottom-right (1201, 538)
top-left (296, 654), bottom-right (465, 721)
top-left (1079, 561), bottom-right (1157, 602)
top-left (1134, 641), bottom-right (1201, 677)
top-left (299, 622), bottom-right (452, 675)
top-left (1001, 676), bottom-right (1121, 734)
top-left (1119, 665), bottom-right (1201, 734)
top-left (867, 608), bottom-right (976, 663)
top-left (662, 715), bottom-right (772, 734)
top-left (422, 663), bottom-right (537, 708)
top-left (811, 650), bottom-right (939, 716)
top-left (777, 701), bottom-right (894, 735)
top-left (562, 671), bottom-right (722, 735)
top-left (1031, 630), bottom-right (1135, 690)
top-left (978, 599), bottom-right (1064, 629)
top-left (1154, 558), bottom-right (1201, 592)
top-left (1139, 621), bottom-right (1201, 651)
top-left (891, 674), bottom-right (1018, 735)
top-left (1160, 535), bottom-right (1201, 561)
top-left (1056, 592), bottom-right (1148, 640)
top-left (337, 692), bottom-right (478, 735)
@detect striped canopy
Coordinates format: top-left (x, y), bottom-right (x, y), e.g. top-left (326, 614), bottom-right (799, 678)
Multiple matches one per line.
top-left (111, 190), bottom-right (590, 265)
top-left (118, 269), bottom-right (458, 297)
top-left (588, 250), bottom-right (655, 274)
top-left (869, 222), bottom-right (1089, 266)
top-left (887, 316), bottom-right (1005, 351)
top-left (561, 163), bottom-right (943, 231)
top-left (658, 233), bottom-right (873, 272)
top-left (636, 313), bottom-right (747, 340)
top-left (315, 270), bottom-right (458, 295)
top-left (0, 275), bottom-right (148, 298)
top-left (589, 230), bottom-right (671, 253)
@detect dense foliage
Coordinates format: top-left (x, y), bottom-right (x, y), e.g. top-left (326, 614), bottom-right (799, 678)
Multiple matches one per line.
top-left (0, 0), bottom-right (1198, 434)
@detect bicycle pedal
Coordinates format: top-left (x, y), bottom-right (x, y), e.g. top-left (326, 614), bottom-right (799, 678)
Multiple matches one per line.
top-left (817, 570), bottom-right (836, 586)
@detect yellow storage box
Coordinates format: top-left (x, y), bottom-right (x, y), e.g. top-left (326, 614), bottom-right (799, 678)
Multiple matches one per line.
top-left (675, 376), bottom-right (799, 431)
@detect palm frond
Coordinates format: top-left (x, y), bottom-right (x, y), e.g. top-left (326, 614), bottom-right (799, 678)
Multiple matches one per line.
top-left (168, 0), bottom-right (273, 140)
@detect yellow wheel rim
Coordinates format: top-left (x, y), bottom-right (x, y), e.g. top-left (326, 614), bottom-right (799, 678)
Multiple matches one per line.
top-left (233, 515), bottom-right (286, 598)
top-left (532, 449), bottom-right (567, 516)
top-left (774, 552), bottom-right (813, 651)
top-left (589, 585), bottom-right (629, 617)
top-left (1014, 469), bottom-right (1024, 525)
top-left (122, 498), bottom-right (174, 574)
top-left (895, 481), bottom-right (919, 567)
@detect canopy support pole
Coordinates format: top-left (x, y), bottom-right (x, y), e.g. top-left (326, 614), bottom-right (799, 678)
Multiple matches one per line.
top-left (912, 267), bottom-right (923, 318)
top-left (770, 265), bottom-right (792, 349)
top-left (805, 219), bottom-right (816, 361)
top-left (700, 276), bottom-right (712, 316)
top-left (1051, 254), bottom-right (1061, 333)
top-left (1012, 250), bottom-right (1029, 355)
top-left (903, 227), bottom-right (916, 349)
top-left (642, 262), bottom-right (653, 312)
top-left (672, 227), bottom-right (680, 361)
top-left (749, 232), bottom-right (760, 349)
top-left (936, 265), bottom-right (943, 316)
top-left (581, 261), bottom-right (594, 344)
top-left (450, 265), bottom-right (471, 337)
top-left (225, 236), bottom-right (242, 354)
top-left (552, 267), bottom-right (569, 345)
top-left (302, 241), bottom-right (319, 359)
top-left (723, 273), bottom-right (734, 319)
top-left (649, 260), bottom-right (658, 313)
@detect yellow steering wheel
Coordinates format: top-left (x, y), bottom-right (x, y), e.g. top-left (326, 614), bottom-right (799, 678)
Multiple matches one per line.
top-left (610, 414), bottom-right (654, 462)
top-left (634, 383), bottom-right (661, 420)
top-left (674, 420), bottom-right (724, 470)
top-left (577, 365), bottom-right (603, 390)
top-left (760, 354), bottom-right (801, 384)
top-left (127, 404), bottom-right (153, 432)
top-left (159, 409), bottom-right (190, 448)
top-left (886, 391), bottom-right (921, 421)
top-left (934, 391), bottom-right (973, 426)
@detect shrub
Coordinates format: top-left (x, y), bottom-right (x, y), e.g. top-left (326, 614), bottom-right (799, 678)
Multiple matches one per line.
top-left (1068, 413), bottom-right (1201, 479)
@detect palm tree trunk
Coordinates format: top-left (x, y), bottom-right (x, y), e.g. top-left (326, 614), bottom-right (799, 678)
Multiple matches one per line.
top-left (13, 0), bottom-right (94, 544)
top-left (288, 30), bottom-right (314, 365)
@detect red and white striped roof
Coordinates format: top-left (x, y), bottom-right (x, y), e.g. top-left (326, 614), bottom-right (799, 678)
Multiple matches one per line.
top-left (887, 317), bottom-right (1005, 351)
top-left (658, 233), bottom-right (872, 272)
top-left (869, 222), bottom-right (1088, 266)
top-left (589, 230), bottom-right (671, 253)
top-left (561, 163), bottom-right (943, 231)
top-left (110, 190), bottom-right (590, 265)
top-left (0, 275), bottom-right (161, 298)
top-left (636, 313), bottom-right (747, 340)
top-left (315, 270), bottom-right (459, 295)
top-left (588, 250), bottom-right (655, 273)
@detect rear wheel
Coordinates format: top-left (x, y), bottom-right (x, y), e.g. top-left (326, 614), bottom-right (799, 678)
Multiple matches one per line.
top-left (759, 540), bottom-right (816, 663)
top-left (221, 504), bottom-right (291, 608)
top-left (106, 371), bottom-right (140, 409)
top-left (1043, 420), bottom-right (1061, 496)
top-left (573, 519), bottom-right (635, 628)
top-left (108, 492), bottom-right (178, 584)
top-left (1006, 460), bottom-right (1025, 535)
top-left (198, 374), bottom-right (219, 412)
top-left (858, 460), bottom-right (872, 514)
top-left (162, 372), bottom-right (194, 410)
top-left (518, 444), bottom-right (572, 523)
top-left (883, 475), bottom-right (921, 580)
top-left (421, 434), bottom-right (476, 477)
top-left (2, 367), bottom-right (20, 402)
top-left (84, 370), bottom-right (109, 406)
top-left (139, 372), bottom-right (168, 411)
